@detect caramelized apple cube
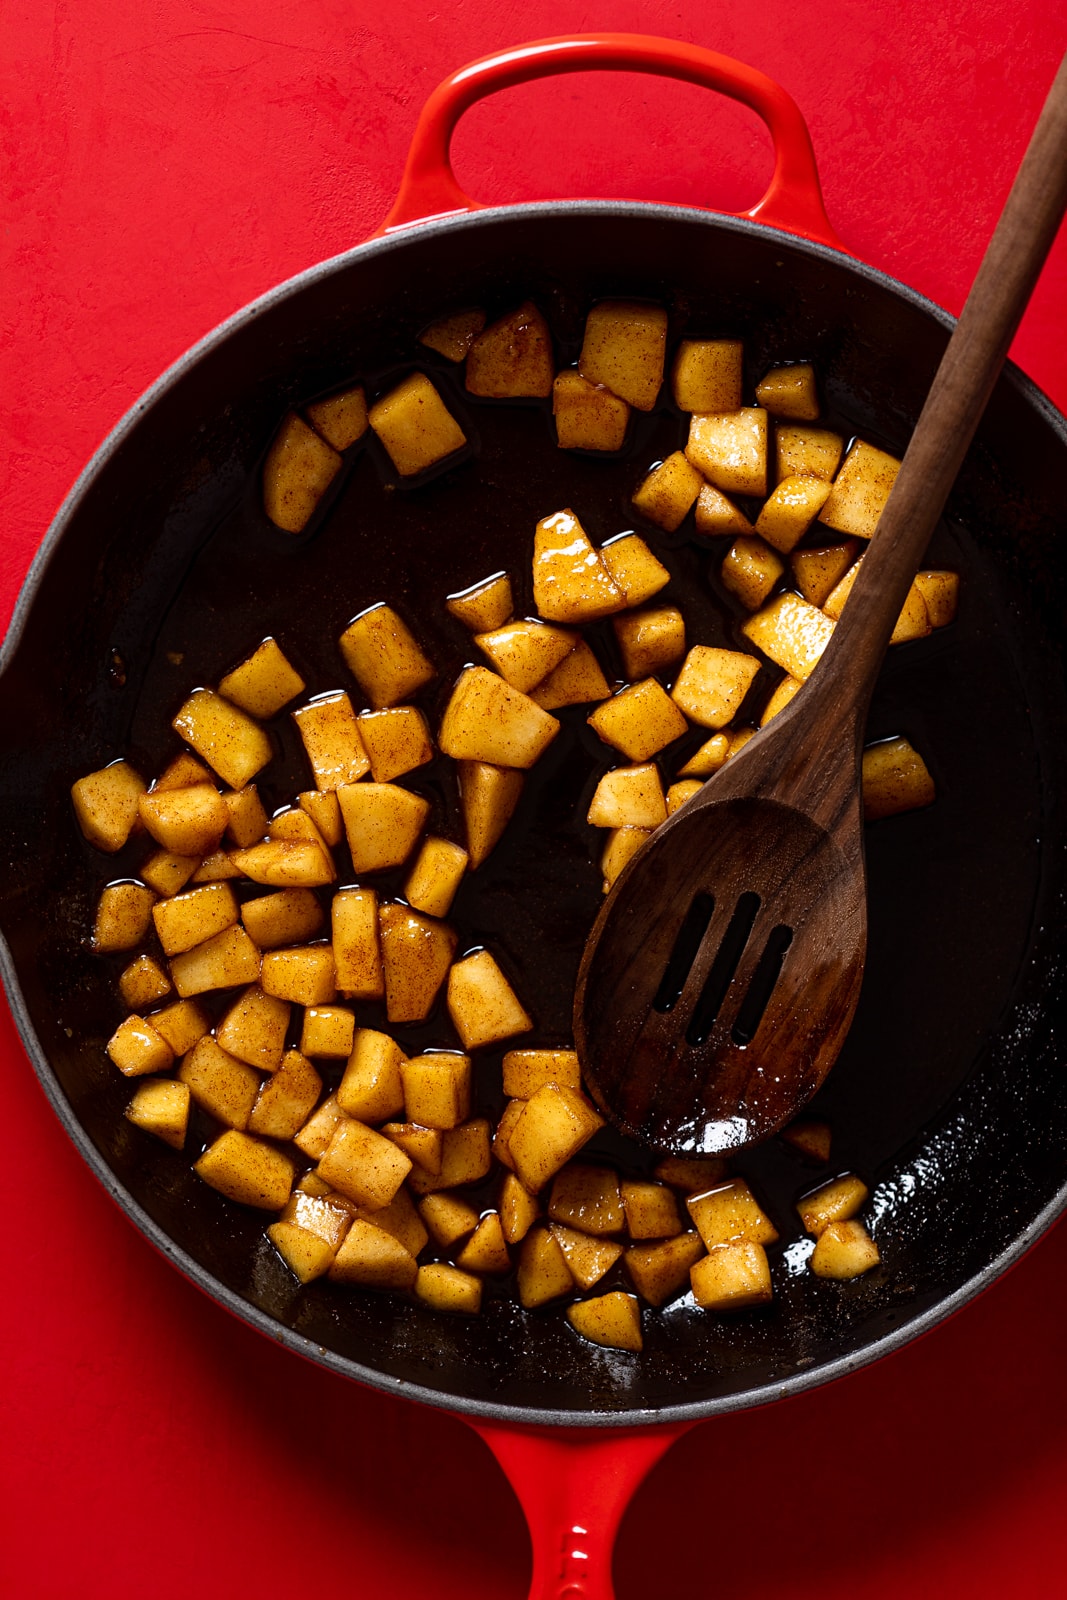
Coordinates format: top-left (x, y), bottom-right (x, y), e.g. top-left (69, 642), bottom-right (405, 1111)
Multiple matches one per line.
top-left (268, 1220), bottom-right (337, 1283)
top-left (401, 1051), bottom-right (471, 1130)
top-left (403, 1118), bottom-right (491, 1195)
top-left (369, 372), bottom-right (466, 476)
top-left (720, 537), bottom-right (785, 611)
top-left (631, 451), bottom-right (703, 531)
top-left (508, 1085), bottom-right (604, 1194)
top-left (687, 1179), bottom-right (778, 1248)
top-left (260, 943), bottom-right (336, 1006)
top-left (178, 1036), bottom-right (259, 1128)
top-left (475, 619), bottom-right (576, 694)
top-left (93, 882), bottom-right (156, 953)
top-left (243, 887), bottom-right (324, 950)
top-left (678, 733), bottom-right (730, 778)
top-left (190, 851), bottom-right (242, 884)
top-left (819, 438), bottom-right (902, 539)
top-left (298, 789), bottom-right (343, 847)
top-left (351, 1187), bottom-right (428, 1258)
top-left (652, 1155), bottom-right (727, 1192)
top-left (528, 641), bottom-right (611, 710)
top-left (153, 753), bottom-right (215, 792)
top-left (690, 1240), bottom-right (773, 1309)
top-left (742, 593), bottom-right (835, 681)
top-left (755, 475), bottom-right (833, 554)
top-left (446, 572), bottom-right (514, 633)
top-left (517, 1225), bottom-right (575, 1307)
top-left (331, 887), bottom-right (384, 999)
top-left (622, 1181), bottom-right (683, 1239)
top-left (797, 1173), bottom-right (869, 1235)
top-left (491, 1098), bottom-right (526, 1172)
top-left (532, 510), bottom-right (624, 623)
top-left (553, 370), bottom-right (630, 451)
top-left (172, 690), bottom-right (272, 790)
top-left (588, 679), bottom-right (688, 761)
top-left (304, 385), bottom-right (369, 451)
top-left (500, 1171), bottom-right (541, 1245)
top-left (760, 675), bottom-right (802, 725)
top-left (624, 1232), bottom-right (705, 1305)
top-left (550, 1224), bottom-right (623, 1290)
top-left (340, 603), bottom-right (435, 710)
top-left (382, 1121), bottom-right (443, 1175)
top-left (601, 826), bottom-right (651, 891)
top-left (379, 902), bottom-right (456, 1022)
top-left (862, 738), bottom-right (936, 821)
top-left (139, 785), bottom-right (228, 857)
top-left (455, 1212), bottom-right (511, 1275)
top-left (292, 692), bottom-right (370, 790)
top-left (229, 839), bottom-right (334, 887)
top-left (216, 984), bottom-right (290, 1071)
top-left (547, 1163), bottom-right (624, 1235)
top-left (790, 541), bottom-right (859, 608)
top-left (447, 949), bottom-right (532, 1049)
top-left (466, 302), bottom-right (554, 398)
top-left (755, 363), bottom-right (818, 420)
top-left (107, 1014), bottom-right (174, 1078)
top-left (72, 761), bottom-right (145, 852)
top-left (458, 761), bottom-right (524, 866)
top-left (337, 782), bottom-right (430, 874)
top-left (671, 646), bottom-right (760, 729)
top-left (418, 1191), bottom-right (480, 1246)
top-left (686, 409), bottom-right (768, 496)
top-left (914, 570), bottom-right (960, 628)
top-left (809, 1219), bottom-right (880, 1278)
top-left (439, 668), bottom-right (559, 768)
top-left (317, 1118), bottom-right (412, 1210)
top-left (148, 998), bottom-right (211, 1057)
top-left (263, 413), bottom-right (343, 533)
top-left (293, 1093), bottom-right (349, 1160)
top-left (249, 1048), bottom-right (322, 1140)
top-left (299, 1004), bottom-right (355, 1061)
top-left (125, 1078), bottom-right (190, 1150)
top-left (775, 425), bottom-right (843, 484)
top-left (612, 605), bottom-right (685, 680)
top-left (415, 1263), bottom-right (482, 1313)
top-left (219, 638), bottom-right (305, 720)
top-left (420, 308), bottom-right (486, 362)
top-left (579, 300), bottom-right (667, 410)
top-left (169, 924), bottom-right (261, 997)
top-left (693, 483), bottom-right (754, 537)
top-left (119, 953), bottom-right (172, 1010)
top-left (195, 1130), bottom-right (295, 1210)
top-left (357, 706), bottom-right (433, 783)
top-left (666, 779), bottom-right (702, 815)
top-left (152, 882), bottom-right (237, 957)
top-left (567, 1291), bottom-right (642, 1352)
top-left (587, 764), bottom-right (666, 829)
top-left (267, 808), bottom-right (332, 854)
top-left (141, 850), bottom-right (201, 898)
top-left (672, 339), bottom-right (743, 413)
top-left (404, 836), bottom-right (468, 919)
top-left (338, 1027), bottom-right (406, 1122)
top-left (328, 1219), bottom-right (418, 1289)
top-left (599, 534), bottom-right (671, 608)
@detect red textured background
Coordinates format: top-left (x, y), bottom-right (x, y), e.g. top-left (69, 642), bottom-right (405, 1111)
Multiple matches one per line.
top-left (3, 5), bottom-right (1067, 1597)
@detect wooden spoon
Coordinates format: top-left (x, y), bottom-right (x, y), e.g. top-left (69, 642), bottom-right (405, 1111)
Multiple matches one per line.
top-left (574, 54), bottom-right (1067, 1156)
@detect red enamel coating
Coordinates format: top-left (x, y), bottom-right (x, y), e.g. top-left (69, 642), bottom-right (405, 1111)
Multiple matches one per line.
top-left (473, 1420), bottom-right (693, 1600)
top-left (379, 33), bottom-right (848, 252)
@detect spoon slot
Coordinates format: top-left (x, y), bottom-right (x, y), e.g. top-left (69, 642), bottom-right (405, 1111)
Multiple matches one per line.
top-left (685, 892), bottom-right (762, 1046)
top-left (731, 923), bottom-right (795, 1045)
top-left (652, 892), bottom-right (715, 1013)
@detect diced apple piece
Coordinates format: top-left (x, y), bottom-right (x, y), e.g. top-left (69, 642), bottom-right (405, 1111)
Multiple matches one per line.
top-left (567, 1291), bottom-right (642, 1352)
top-left (337, 1028), bottom-right (406, 1122)
top-left (405, 836), bottom-right (468, 919)
top-left (331, 887), bottom-right (384, 999)
top-left (268, 808), bottom-right (332, 853)
top-left (760, 676), bottom-right (802, 726)
top-left (190, 851), bottom-right (242, 883)
top-left (720, 537), bottom-right (785, 610)
top-left (261, 943), bottom-right (336, 1006)
top-left (93, 882), bottom-right (156, 953)
top-left (243, 888), bottom-right (324, 950)
top-left (219, 785), bottom-right (267, 849)
top-left (503, 1049), bottom-right (581, 1099)
top-left (178, 1036), bottom-right (260, 1128)
top-left (914, 570), bottom-right (960, 628)
top-left (352, 1187), bottom-right (428, 1258)
top-left (295, 1172), bottom-right (332, 1197)
top-left (149, 998), bottom-right (210, 1057)
top-left (587, 764), bottom-right (666, 830)
top-left (369, 372), bottom-right (466, 476)
top-left (672, 339), bottom-right (743, 413)
top-left (666, 779), bottom-right (702, 815)
top-left (550, 1224), bottom-right (623, 1290)
top-left (395, 1118), bottom-right (492, 1196)
top-left (529, 640), bottom-right (611, 710)
top-left (328, 1219), bottom-right (418, 1289)
top-left (517, 1225), bottom-right (575, 1308)
top-left (533, 510), bottom-right (624, 623)
top-left (420, 308), bottom-right (486, 362)
top-left (439, 668), bottom-right (559, 768)
top-left (219, 638), bottom-right (305, 720)
top-left (548, 1163), bottom-right (624, 1235)
top-left (508, 1084), bottom-right (604, 1194)
top-left (169, 925), bottom-right (261, 997)
top-left (687, 1179), bottom-right (778, 1249)
top-left (383, 1122), bottom-right (442, 1176)
top-left (588, 679), bottom-right (688, 761)
top-left (553, 370), bottom-right (630, 451)
top-left (819, 438), bottom-right (902, 539)
top-left (195, 1130), bottom-right (294, 1210)
top-left (797, 1173), bottom-right (869, 1236)
top-left (678, 733), bottom-right (730, 777)
top-left (337, 782), bottom-right (430, 874)
top-left (125, 1078), bottom-right (190, 1150)
top-left (612, 606), bottom-right (685, 681)
top-left (457, 761), bottom-right (524, 868)
top-left (755, 475), bottom-right (833, 554)
top-left (625, 1232), bottom-right (705, 1306)
top-left (172, 690), bottom-right (272, 790)
top-left (781, 1119), bottom-right (832, 1162)
top-left (152, 882), bottom-right (237, 957)
top-left (810, 1219), bottom-right (880, 1278)
top-left (742, 593), bottom-right (835, 681)
top-left (601, 827), bottom-right (651, 892)
top-left (293, 1093), bottom-right (349, 1160)
top-left (862, 737), bottom-right (936, 821)
top-left (298, 789), bottom-right (342, 847)
top-left (686, 409), bottom-right (768, 497)
top-left (691, 1240), bottom-right (773, 1309)
top-left (599, 534), bottom-right (671, 609)
top-left (357, 706), bottom-right (433, 784)
top-left (154, 753), bottom-right (215, 792)
top-left (268, 1220), bottom-right (337, 1283)
top-left (790, 542), bottom-right (858, 609)
top-left (340, 604), bottom-right (435, 710)
top-left (107, 1014), bottom-right (174, 1078)
top-left (622, 1181), bottom-right (683, 1240)
top-left (776, 425), bottom-right (843, 483)
top-left (230, 839), bottom-right (334, 887)
top-left (455, 1212), bottom-right (511, 1275)
top-left (401, 1051), bottom-right (470, 1131)
top-left (491, 1098), bottom-right (526, 1171)
top-left (653, 1155), bottom-right (727, 1192)
top-left (249, 1048), bottom-right (322, 1140)
top-left (475, 620), bottom-right (576, 694)
top-left (466, 302), bottom-right (554, 398)
top-left (447, 949), bottom-right (531, 1049)
top-left (141, 850), bottom-right (200, 898)
top-left (216, 984), bottom-right (290, 1072)
top-left (694, 483), bottom-right (754, 538)
top-left (755, 363), bottom-right (818, 420)
top-left (724, 729), bottom-right (756, 759)
top-left (72, 761), bottom-right (145, 852)
top-left (500, 1172), bottom-right (540, 1245)
top-left (579, 300), bottom-right (667, 410)
top-left (631, 451), bottom-right (703, 531)
top-left (671, 646), bottom-right (760, 730)
top-left (415, 1263), bottom-right (482, 1314)
top-left (379, 903), bottom-right (456, 1022)
top-left (119, 953), bottom-right (171, 1010)
top-left (317, 1118), bottom-right (412, 1210)
top-left (139, 785), bottom-right (228, 857)
top-left (446, 572), bottom-right (514, 633)
top-left (305, 386), bottom-right (369, 451)
top-left (418, 1191), bottom-right (481, 1247)
top-left (263, 412), bottom-right (343, 533)
top-left (292, 693), bottom-right (370, 791)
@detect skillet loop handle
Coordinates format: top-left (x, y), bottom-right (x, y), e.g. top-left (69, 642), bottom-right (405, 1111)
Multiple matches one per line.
top-left (471, 1420), bottom-right (690, 1600)
top-left (379, 32), bottom-right (847, 251)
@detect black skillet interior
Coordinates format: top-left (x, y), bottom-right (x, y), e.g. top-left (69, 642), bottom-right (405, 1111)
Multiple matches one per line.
top-left (2, 204), bottom-right (1067, 1426)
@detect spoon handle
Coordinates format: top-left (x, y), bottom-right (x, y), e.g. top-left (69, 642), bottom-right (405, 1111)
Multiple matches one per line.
top-left (811, 50), bottom-right (1067, 714)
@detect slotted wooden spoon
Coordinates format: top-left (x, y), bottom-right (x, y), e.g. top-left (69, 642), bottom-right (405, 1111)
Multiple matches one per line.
top-left (574, 53), bottom-right (1067, 1156)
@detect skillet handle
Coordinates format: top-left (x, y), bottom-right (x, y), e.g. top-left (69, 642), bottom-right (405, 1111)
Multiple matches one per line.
top-left (378, 33), bottom-right (847, 251)
top-left (470, 1419), bottom-right (692, 1600)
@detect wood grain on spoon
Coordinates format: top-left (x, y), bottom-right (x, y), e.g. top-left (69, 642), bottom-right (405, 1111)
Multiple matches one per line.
top-left (574, 52), bottom-right (1067, 1156)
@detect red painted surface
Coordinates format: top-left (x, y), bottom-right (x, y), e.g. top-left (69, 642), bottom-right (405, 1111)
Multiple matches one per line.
top-left (3, 7), bottom-right (1067, 1599)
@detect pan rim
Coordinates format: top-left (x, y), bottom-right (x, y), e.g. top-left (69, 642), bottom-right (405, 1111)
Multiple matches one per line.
top-left (3, 197), bottom-right (1067, 1428)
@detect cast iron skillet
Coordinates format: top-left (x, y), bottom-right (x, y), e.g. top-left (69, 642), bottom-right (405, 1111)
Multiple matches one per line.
top-left (3, 35), bottom-right (1067, 1599)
